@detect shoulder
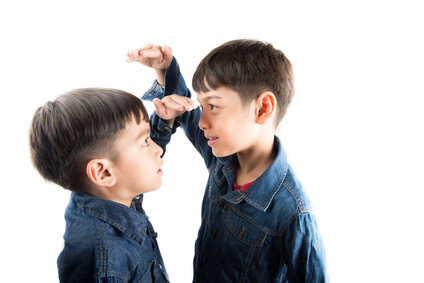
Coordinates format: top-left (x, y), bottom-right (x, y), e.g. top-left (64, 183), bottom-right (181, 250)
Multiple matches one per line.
top-left (265, 165), bottom-right (316, 234)
top-left (59, 222), bottom-right (146, 282)
top-left (61, 210), bottom-right (149, 281)
top-left (279, 165), bottom-right (313, 213)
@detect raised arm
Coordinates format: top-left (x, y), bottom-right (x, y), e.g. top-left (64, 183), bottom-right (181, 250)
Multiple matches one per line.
top-left (145, 60), bottom-right (216, 169)
top-left (127, 44), bottom-right (216, 168)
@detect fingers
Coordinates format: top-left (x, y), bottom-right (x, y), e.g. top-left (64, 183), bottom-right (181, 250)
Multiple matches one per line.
top-left (140, 43), bottom-right (154, 51)
top-left (163, 96), bottom-right (186, 112)
top-left (126, 44), bottom-right (156, 62)
top-left (167, 95), bottom-right (197, 111)
top-left (126, 43), bottom-right (171, 69)
top-left (129, 44), bottom-right (154, 56)
top-left (161, 45), bottom-right (173, 62)
top-left (152, 95), bottom-right (198, 120)
top-left (126, 55), bottom-right (136, 63)
top-left (126, 49), bottom-right (140, 63)
top-left (128, 44), bottom-right (161, 58)
top-left (153, 98), bottom-right (167, 117)
top-left (139, 47), bottom-right (163, 60)
top-left (152, 97), bottom-right (182, 121)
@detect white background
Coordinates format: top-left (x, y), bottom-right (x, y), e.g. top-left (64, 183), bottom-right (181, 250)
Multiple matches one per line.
top-left (1, 1), bottom-right (423, 282)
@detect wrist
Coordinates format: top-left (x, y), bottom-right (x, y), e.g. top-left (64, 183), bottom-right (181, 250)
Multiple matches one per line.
top-left (155, 69), bottom-right (166, 86)
top-left (164, 118), bottom-right (175, 128)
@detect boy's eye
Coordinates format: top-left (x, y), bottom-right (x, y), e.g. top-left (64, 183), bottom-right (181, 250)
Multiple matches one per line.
top-left (198, 104), bottom-right (218, 112)
top-left (142, 137), bottom-right (149, 147)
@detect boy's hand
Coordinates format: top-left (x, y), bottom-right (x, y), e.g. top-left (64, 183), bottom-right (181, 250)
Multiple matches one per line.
top-left (153, 95), bottom-right (198, 128)
top-left (126, 44), bottom-right (172, 69)
top-left (127, 44), bottom-right (173, 85)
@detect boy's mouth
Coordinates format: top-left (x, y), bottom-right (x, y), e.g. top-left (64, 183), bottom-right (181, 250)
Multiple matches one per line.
top-left (157, 161), bottom-right (164, 175)
top-left (207, 137), bottom-right (218, 146)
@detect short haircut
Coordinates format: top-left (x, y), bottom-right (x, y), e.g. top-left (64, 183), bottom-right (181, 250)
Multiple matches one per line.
top-left (29, 88), bottom-right (148, 192)
top-left (192, 39), bottom-right (294, 125)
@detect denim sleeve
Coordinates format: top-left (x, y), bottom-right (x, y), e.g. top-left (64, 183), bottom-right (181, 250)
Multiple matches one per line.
top-left (142, 57), bottom-right (216, 168)
top-left (95, 277), bottom-right (125, 283)
top-left (280, 213), bottom-right (328, 283)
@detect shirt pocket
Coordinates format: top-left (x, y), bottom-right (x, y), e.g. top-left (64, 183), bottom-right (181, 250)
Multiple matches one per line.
top-left (223, 212), bottom-right (267, 271)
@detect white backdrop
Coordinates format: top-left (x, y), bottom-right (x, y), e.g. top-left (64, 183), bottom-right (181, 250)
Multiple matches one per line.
top-left (1, 1), bottom-right (423, 282)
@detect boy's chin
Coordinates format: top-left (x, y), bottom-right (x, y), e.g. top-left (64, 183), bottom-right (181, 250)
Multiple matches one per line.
top-left (212, 148), bottom-right (235, 158)
top-left (152, 181), bottom-right (162, 192)
top-left (140, 181), bottom-right (162, 194)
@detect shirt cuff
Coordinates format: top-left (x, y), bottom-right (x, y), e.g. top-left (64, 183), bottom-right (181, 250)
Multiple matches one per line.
top-left (152, 113), bottom-right (173, 133)
top-left (142, 80), bottom-right (165, 101)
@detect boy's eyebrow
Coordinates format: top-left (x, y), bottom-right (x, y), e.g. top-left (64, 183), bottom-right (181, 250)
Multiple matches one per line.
top-left (197, 94), bottom-right (223, 101)
top-left (135, 128), bottom-right (150, 141)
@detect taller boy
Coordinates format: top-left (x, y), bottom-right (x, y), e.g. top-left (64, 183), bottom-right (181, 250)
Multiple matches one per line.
top-left (129, 40), bottom-right (328, 282)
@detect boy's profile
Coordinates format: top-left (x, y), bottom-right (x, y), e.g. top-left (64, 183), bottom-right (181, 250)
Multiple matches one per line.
top-left (29, 88), bottom-right (169, 282)
top-left (128, 40), bottom-right (328, 282)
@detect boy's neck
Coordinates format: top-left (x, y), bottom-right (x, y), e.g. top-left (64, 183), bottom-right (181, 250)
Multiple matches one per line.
top-left (235, 133), bottom-right (276, 186)
top-left (86, 186), bottom-right (134, 207)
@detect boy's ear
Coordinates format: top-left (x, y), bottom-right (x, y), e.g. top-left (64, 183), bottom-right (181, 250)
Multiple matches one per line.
top-left (86, 159), bottom-right (116, 187)
top-left (255, 91), bottom-right (276, 125)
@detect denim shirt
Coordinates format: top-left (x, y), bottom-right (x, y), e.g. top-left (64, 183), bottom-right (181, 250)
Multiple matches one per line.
top-left (58, 193), bottom-right (169, 283)
top-left (143, 58), bottom-right (328, 282)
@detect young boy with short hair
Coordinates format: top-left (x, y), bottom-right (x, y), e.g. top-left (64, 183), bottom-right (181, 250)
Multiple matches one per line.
top-left (128, 40), bottom-right (328, 282)
top-left (30, 88), bottom-right (169, 282)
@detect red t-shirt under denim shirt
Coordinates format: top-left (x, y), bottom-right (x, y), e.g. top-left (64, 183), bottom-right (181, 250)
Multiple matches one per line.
top-left (234, 181), bottom-right (255, 192)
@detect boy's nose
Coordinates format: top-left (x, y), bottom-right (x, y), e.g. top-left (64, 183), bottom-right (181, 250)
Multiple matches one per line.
top-left (153, 140), bottom-right (164, 157)
top-left (158, 146), bottom-right (163, 157)
top-left (198, 114), bottom-right (209, 130)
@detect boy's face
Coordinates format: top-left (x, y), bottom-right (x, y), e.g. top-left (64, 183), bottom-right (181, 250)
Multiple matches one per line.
top-left (197, 87), bottom-right (258, 157)
top-left (112, 117), bottom-right (164, 197)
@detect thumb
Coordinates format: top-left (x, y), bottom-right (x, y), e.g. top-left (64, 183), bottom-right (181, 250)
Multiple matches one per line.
top-left (162, 45), bottom-right (173, 62)
top-left (153, 98), bottom-right (167, 117)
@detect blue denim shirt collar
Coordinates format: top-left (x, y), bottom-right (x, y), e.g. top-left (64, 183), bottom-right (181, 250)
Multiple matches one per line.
top-left (71, 193), bottom-right (147, 245)
top-left (215, 136), bottom-right (288, 212)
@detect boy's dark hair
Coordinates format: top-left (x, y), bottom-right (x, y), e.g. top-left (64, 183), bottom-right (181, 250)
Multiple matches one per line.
top-left (29, 88), bottom-right (148, 192)
top-left (192, 39), bottom-right (294, 125)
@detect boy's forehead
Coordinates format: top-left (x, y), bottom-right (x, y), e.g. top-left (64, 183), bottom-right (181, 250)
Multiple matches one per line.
top-left (134, 120), bottom-right (150, 134)
top-left (197, 87), bottom-right (240, 102)
top-left (120, 118), bottom-right (150, 140)
top-left (135, 123), bottom-right (150, 140)
top-left (197, 93), bottom-right (223, 100)
top-left (197, 87), bottom-right (231, 99)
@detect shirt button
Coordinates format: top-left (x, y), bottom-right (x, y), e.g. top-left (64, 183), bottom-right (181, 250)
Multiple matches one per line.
top-left (211, 230), bottom-right (217, 238)
top-left (240, 227), bottom-right (246, 236)
top-left (222, 204), bottom-right (227, 212)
